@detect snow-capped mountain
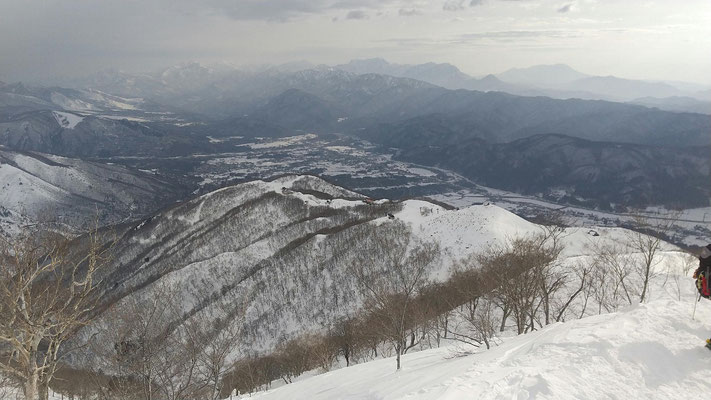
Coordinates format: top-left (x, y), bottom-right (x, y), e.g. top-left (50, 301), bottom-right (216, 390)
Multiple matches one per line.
top-left (0, 109), bottom-right (209, 158)
top-left (0, 146), bottom-right (183, 236)
top-left (0, 81), bottom-right (189, 124)
top-left (0, 82), bottom-right (140, 113)
top-left (336, 58), bottom-right (475, 90)
top-left (335, 59), bottom-right (711, 110)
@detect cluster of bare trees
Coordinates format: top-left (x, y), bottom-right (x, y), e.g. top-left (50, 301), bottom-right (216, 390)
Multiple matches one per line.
top-left (87, 284), bottom-right (245, 400)
top-left (218, 216), bottom-right (687, 393)
top-left (576, 214), bottom-right (681, 315)
top-left (0, 228), bottom-right (109, 400)
top-left (225, 227), bottom-right (570, 387)
top-left (437, 228), bottom-right (574, 349)
top-left (227, 333), bottom-right (340, 395)
top-left (349, 226), bottom-right (440, 370)
top-left (0, 223), bottom-right (246, 400)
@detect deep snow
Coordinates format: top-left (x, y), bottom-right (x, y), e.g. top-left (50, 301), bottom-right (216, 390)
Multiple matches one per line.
top-left (241, 291), bottom-right (711, 400)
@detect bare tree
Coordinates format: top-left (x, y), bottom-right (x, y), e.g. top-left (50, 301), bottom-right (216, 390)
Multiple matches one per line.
top-left (190, 307), bottom-right (244, 400)
top-left (153, 323), bottom-right (202, 400)
top-left (0, 228), bottom-right (110, 400)
top-left (329, 317), bottom-right (363, 367)
top-left (0, 372), bottom-right (20, 400)
top-left (349, 223), bottom-right (440, 370)
top-left (94, 285), bottom-right (248, 400)
top-left (590, 242), bottom-right (636, 310)
top-left (478, 236), bottom-right (559, 334)
top-left (438, 264), bottom-right (499, 349)
top-left (96, 284), bottom-right (180, 400)
top-left (555, 263), bottom-right (592, 322)
top-left (531, 230), bottom-right (566, 326)
top-left (662, 251), bottom-right (698, 301)
top-left (446, 294), bottom-right (499, 349)
top-left (625, 213), bottom-right (679, 303)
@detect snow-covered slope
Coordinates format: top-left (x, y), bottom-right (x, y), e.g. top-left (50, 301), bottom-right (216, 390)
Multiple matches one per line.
top-left (243, 292), bottom-right (711, 400)
top-left (71, 176), bottom-right (684, 369)
top-left (399, 199), bottom-right (675, 271)
top-left (52, 110), bottom-right (84, 129)
top-left (0, 147), bottom-right (183, 235)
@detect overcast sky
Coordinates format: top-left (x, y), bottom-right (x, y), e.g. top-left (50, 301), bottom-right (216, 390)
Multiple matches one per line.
top-left (1, 0), bottom-right (710, 84)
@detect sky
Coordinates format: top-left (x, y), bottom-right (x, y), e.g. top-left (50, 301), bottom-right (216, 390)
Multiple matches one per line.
top-left (1, 0), bottom-right (710, 85)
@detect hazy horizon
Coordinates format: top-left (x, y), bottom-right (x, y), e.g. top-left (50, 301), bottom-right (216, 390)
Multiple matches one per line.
top-left (1, 0), bottom-right (710, 86)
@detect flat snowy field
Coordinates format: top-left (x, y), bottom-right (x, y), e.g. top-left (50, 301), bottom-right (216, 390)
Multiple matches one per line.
top-left (241, 292), bottom-right (711, 400)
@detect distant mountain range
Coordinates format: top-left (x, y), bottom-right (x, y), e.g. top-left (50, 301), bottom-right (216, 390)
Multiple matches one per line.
top-left (497, 64), bottom-right (590, 87)
top-left (5, 70), bottom-right (709, 150)
top-left (389, 133), bottom-right (710, 209)
top-left (45, 59), bottom-right (711, 115)
top-left (336, 59), bottom-right (711, 114)
top-left (1, 62), bottom-right (709, 214)
top-left (630, 96), bottom-right (711, 115)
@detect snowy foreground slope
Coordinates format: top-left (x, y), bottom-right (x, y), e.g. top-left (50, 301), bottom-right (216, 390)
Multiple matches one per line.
top-left (244, 294), bottom-right (711, 400)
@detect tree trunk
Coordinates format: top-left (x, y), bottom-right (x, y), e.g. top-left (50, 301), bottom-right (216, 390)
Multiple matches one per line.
top-left (640, 265), bottom-right (650, 303)
top-left (211, 380), bottom-right (221, 400)
top-left (499, 307), bottom-right (510, 332)
top-left (25, 370), bottom-right (39, 400)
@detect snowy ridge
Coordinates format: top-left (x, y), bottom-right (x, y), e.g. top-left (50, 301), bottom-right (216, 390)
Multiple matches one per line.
top-left (243, 291), bottom-right (711, 399)
top-left (399, 200), bottom-right (676, 273)
top-left (70, 175), bottom-right (686, 374)
top-left (52, 111), bottom-right (84, 129)
top-left (0, 147), bottom-right (181, 236)
top-left (78, 176), bottom-right (387, 357)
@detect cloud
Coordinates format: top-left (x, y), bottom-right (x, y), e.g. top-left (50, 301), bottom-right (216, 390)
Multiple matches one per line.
top-left (346, 10), bottom-right (369, 19)
top-left (167, 0), bottom-right (400, 21)
top-left (202, 0), bottom-right (328, 21)
top-left (443, 0), bottom-right (485, 11)
top-left (399, 8), bottom-right (422, 16)
top-left (557, 3), bottom-right (573, 13)
top-left (456, 30), bottom-right (581, 42)
top-left (443, 0), bottom-right (466, 11)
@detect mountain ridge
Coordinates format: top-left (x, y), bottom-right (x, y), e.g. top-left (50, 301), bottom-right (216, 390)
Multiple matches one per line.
top-left (0, 146), bottom-right (184, 236)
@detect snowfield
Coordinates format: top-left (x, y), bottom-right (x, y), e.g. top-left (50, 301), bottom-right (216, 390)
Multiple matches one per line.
top-left (241, 293), bottom-right (711, 400)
